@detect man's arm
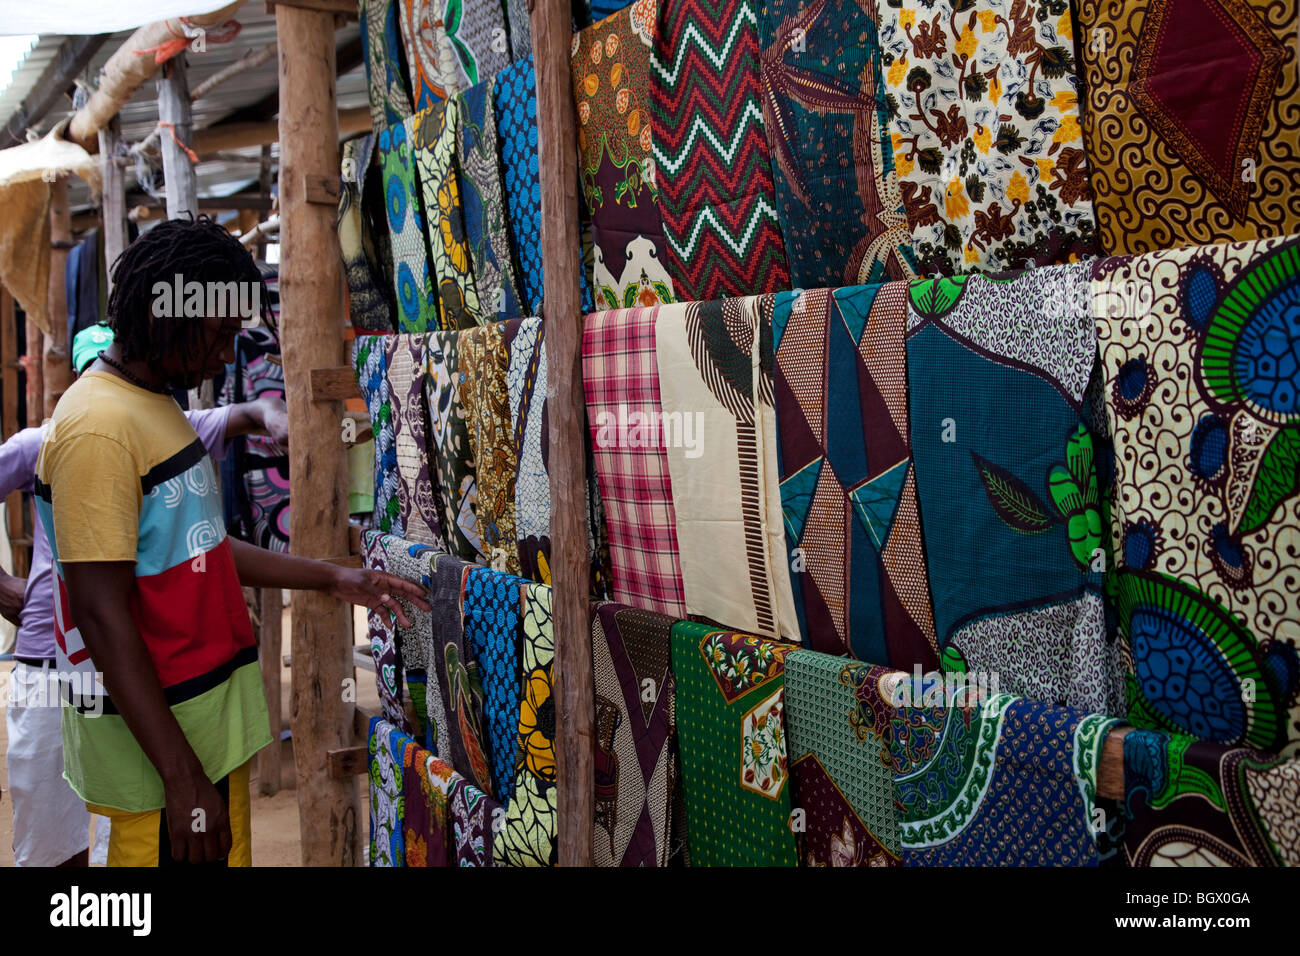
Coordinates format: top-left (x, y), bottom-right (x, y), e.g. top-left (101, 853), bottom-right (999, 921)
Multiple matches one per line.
top-left (223, 395), bottom-right (289, 448)
top-left (227, 539), bottom-right (430, 626)
top-left (62, 561), bottom-right (231, 863)
top-left (0, 428), bottom-right (42, 626)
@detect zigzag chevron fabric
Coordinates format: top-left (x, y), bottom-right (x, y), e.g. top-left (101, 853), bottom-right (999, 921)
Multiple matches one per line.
top-left (649, 0), bottom-right (790, 300)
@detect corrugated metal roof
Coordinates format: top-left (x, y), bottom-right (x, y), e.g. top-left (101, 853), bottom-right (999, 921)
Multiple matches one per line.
top-left (0, 8), bottom-right (367, 219)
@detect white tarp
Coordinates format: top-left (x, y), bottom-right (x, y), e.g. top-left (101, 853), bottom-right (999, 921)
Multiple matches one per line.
top-left (0, 1), bottom-right (237, 36)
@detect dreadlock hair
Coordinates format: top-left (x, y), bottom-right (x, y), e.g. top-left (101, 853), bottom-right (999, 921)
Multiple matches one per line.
top-left (105, 215), bottom-right (275, 384)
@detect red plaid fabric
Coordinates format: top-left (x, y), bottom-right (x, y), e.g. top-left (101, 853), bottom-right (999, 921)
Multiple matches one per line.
top-left (582, 307), bottom-right (687, 616)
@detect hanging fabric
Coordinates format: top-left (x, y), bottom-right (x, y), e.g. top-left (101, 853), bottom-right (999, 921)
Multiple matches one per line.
top-left (455, 76), bottom-right (524, 323)
top-left (379, 117), bottom-right (441, 333)
top-left (653, 298), bottom-right (799, 642)
top-left (504, 317), bottom-right (551, 583)
top-left (362, 532), bottom-right (416, 733)
top-left (495, 583), bottom-right (559, 866)
top-left (572, 0), bottom-right (677, 310)
top-left (1077, 0), bottom-right (1299, 255)
top-left (383, 333), bottom-right (446, 546)
top-left (583, 306), bottom-right (687, 615)
top-left (368, 716), bottom-right (417, 867)
top-left (398, 0), bottom-right (463, 109)
top-left (424, 330), bottom-right (485, 563)
top-left (591, 601), bottom-right (677, 867)
top-left (756, 0), bottom-right (915, 286)
top-left (356, 334), bottom-right (402, 536)
top-left (783, 651), bottom-right (904, 867)
top-left (362, 0), bottom-right (415, 130)
top-left (890, 693), bottom-right (1121, 866)
top-left (1122, 729), bottom-right (1300, 867)
top-left (877, 0), bottom-right (1098, 274)
top-left (671, 621), bottom-right (799, 866)
top-left (339, 134), bottom-right (398, 333)
top-left (905, 264), bottom-right (1124, 714)
top-left (772, 283), bottom-right (937, 667)
top-left (459, 322), bottom-right (520, 573)
top-left (1096, 235), bottom-right (1300, 754)
top-left (648, 0), bottom-right (790, 300)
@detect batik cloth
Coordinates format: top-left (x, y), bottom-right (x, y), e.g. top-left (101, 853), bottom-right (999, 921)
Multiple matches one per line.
top-left (649, 0), bottom-right (790, 300)
top-left (428, 552), bottom-right (495, 796)
top-left (671, 621), bottom-right (799, 866)
top-left (463, 566), bottom-right (529, 803)
top-left (891, 693), bottom-right (1120, 866)
top-left (367, 534), bottom-right (451, 752)
top-left (1122, 729), bottom-right (1300, 867)
top-left (905, 265), bottom-right (1125, 715)
top-left (413, 100), bottom-right (482, 330)
top-left (356, 335), bottom-right (402, 536)
top-left (362, 0), bottom-right (414, 130)
top-left (496, 56), bottom-right (596, 315)
top-left (496, 584), bottom-right (558, 866)
top-left (459, 322), bottom-right (520, 573)
top-left (1077, 0), bottom-right (1299, 255)
top-left (878, 0), bottom-right (1098, 275)
top-left (757, 0), bottom-right (915, 286)
top-left (583, 306), bottom-right (687, 615)
top-left (403, 750), bottom-right (452, 866)
top-left (424, 330), bottom-right (484, 563)
top-left (379, 118), bottom-right (440, 333)
top-left (1094, 235), bottom-right (1300, 753)
top-left (591, 602), bottom-right (677, 867)
top-left (368, 716), bottom-right (417, 867)
top-left (504, 317), bottom-right (551, 584)
top-left (449, 771), bottom-right (500, 865)
top-left (784, 651), bottom-right (904, 866)
top-left (772, 283), bottom-right (937, 667)
top-left (363, 532), bottom-right (429, 734)
top-left (339, 134), bottom-right (397, 333)
top-left (505, 0), bottom-right (531, 59)
top-left (573, 0), bottom-right (677, 310)
top-left (399, 0), bottom-right (513, 110)
top-left (653, 298), bottom-right (799, 641)
top-left (383, 334), bottom-right (445, 546)
top-left (456, 77), bottom-right (523, 323)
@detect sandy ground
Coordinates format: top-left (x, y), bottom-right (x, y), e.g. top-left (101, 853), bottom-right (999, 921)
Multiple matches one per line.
top-left (1, 605), bottom-right (376, 867)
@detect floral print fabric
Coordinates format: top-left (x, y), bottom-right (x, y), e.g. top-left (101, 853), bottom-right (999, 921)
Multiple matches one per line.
top-left (459, 322), bottom-right (520, 573)
top-left (368, 716), bottom-right (416, 867)
top-left (379, 117), bottom-right (440, 333)
top-left (356, 335), bottom-right (401, 536)
top-left (339, 134), bottom-right (396, 333)
top-left (424, 330), bottom-right (485, 563)
top-left (670, 621), bottom-right (798, 866)
top-left (363, 0), bottom-right (414, 130)
top-left (398, 0), bottom-right (513, 111)
top-left (1095, 235), bottom-right (1300, 754)
top-left (878, 0), bottom-right (1098, 274)
top-left (383, 334), bottom-right (445, 546)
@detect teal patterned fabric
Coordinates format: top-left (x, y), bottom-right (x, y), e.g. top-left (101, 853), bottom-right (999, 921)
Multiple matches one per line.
top-left (379, 117), bottom-right (439, 333)
top-left (356, 335), bottom-right (401, 536)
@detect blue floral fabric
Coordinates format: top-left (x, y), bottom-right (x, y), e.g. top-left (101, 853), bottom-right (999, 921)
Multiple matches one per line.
top-left (355, 335), bottom-right (401, 536)
top-left (462, 565), bottom-right (530, 804)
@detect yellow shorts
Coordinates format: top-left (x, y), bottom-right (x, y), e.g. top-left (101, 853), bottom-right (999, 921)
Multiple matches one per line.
top-left (86, 762), bottom-right (251, 867)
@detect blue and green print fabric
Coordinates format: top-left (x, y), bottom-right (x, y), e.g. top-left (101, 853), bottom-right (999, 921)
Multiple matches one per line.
top-left (379, 117), bottom-right (440, 332)
top-left (890, 693), bottom-right (1121, 866)
top-left (356, 335), bottom-right (401, 536)
top-left (368, 716), bottom-right (417, 867)
top-left (904, 264), bottom-right (1125, 715)
top-left (463, 565), bottom-right (530, 805)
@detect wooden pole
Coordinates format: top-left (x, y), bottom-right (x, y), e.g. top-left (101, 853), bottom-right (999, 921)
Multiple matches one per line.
top-left (1, 288), bottom-right (26, 577)
top-left (530, 0), bottom-right (594, 866)
top-left (257, 587), bottom-right (283, 795)
top-left (276, 3), bottom-right (359, 866)
top-left (99, 115), bottom-right (128, 295)
top-left (157, 56), bottom-right (198, 221)
top-left (44, 178), bottom-right (73, 420)
top-left (25, 322), bottom-right (43, 430)
top-left (257, 143), bottom-right (273, 261)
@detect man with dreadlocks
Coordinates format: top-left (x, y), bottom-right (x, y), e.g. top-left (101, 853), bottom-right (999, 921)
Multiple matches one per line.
top-left (34, 217), bottom-right (427, 866)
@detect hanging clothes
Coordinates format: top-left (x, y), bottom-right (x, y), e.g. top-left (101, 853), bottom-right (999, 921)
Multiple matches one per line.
top-left (877, 0), bottom-right (1098, 274)
top-left (772, 282), bottom-right (938, 667)
top-left (648, 0), bottom-right (790, 300)
top-left (356, 334), bottom-right (402, 536)
top-left (424, 329), bottom-right (485, 563)
top-left (504, 317), bottom-right (550, 583)
top-left (382, 333), bottom-right (446, 547)
top-left (1077, 0), bottom-right (1299, 255)
top-left (756, 0), bottom-right (915, 286)
top-left (459, 322), bottom-right (520, 573)
top-left (591, 601), bottom-right (678, 867)
top-left (495, 583), bottom-right (558, 866)
top-left (368, 716), bottom-right (417, 867)
top-left (379, 116), bottom-right (440, 333)
top-left (1096, 235), bottom-right (1300, 754)
top-left (1122, 729), bottom-right (1300, 867)
top-left (783, 651), bottom-right (904, 867)
top-left (583, 305), bottom-right (687, 615)
top-left (890, 693), bottom-right (1121, 866)
top-left (362, 0), bottom-right (414, 130)
top-left (362, 532), bottom-right (415, 733)
top-left (671, 621), bottom-right (799, 866)
top-left (905, 264), bottom-right (1124, 715)
top-left (455, 76), bottom-right (523, 323)
top-left (572, 0), bottom-right (677, 310)
top-left (653, 298), bottom-right (798, 642)
top-left (339, 134), bottom-right (397, 333)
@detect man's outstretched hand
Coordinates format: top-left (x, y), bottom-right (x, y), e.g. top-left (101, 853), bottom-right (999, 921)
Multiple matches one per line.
top-left (326, 566), bottom-right (431, 628)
